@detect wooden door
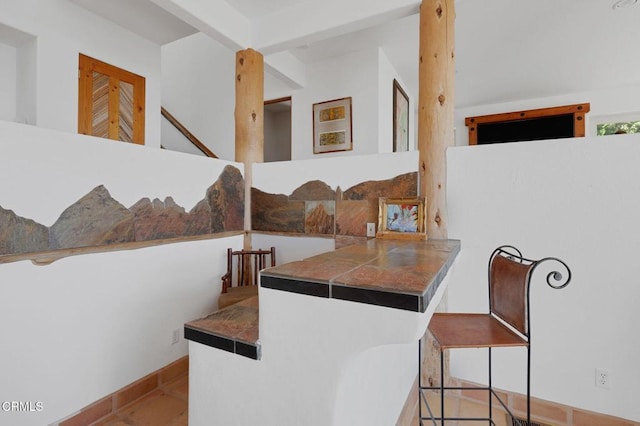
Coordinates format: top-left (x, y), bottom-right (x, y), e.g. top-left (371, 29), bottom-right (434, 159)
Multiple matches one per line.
top-left (78, 54), bottom-right (145, 145)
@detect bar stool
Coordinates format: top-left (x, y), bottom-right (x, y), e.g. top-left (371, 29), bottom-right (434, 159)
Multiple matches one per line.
top-left (419, 245), bottom-right (571, 425)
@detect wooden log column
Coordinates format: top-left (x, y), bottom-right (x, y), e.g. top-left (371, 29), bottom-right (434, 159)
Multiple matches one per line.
top-left (418, 0), bottom-right (455, 240)
top-left (235, 48), bottom-right (264, 248)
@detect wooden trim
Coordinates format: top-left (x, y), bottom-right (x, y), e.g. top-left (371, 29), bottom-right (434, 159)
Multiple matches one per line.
top-left (134, 78), bottom-right (145, 145)
top-left (0, 231), bottom-right (243, 266)
top-left (264, 96), bottom-right (291, 105)
top-left (108, 76), bottom-right (120, 140)
top-left (161, 107), bottom-right (218, 158)
top-left (465, 103), bottom-right (590, 145)
top-left (78, 57), bottom-right (93, 137)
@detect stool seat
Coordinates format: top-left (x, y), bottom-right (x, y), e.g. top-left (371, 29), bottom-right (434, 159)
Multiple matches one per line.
top-left (429, 313), bottom-right (528, 349)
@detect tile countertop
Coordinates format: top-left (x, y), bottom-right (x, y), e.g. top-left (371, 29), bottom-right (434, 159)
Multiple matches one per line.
top-left (260, 239), bottom-right (461, 313)
top-left (184, 296), bottom-right (260, 359)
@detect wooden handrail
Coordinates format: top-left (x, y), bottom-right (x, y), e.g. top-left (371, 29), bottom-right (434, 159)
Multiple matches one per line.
top-left (161, 107), bottom-right (218, 158)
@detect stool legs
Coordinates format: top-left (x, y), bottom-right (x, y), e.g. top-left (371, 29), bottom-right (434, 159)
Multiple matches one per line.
top-left (440, 348), bottom-right (445, 426)
top-left (489, 347), bottom-right (493, 424)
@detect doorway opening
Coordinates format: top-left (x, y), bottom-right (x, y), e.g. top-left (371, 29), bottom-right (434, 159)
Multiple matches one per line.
top-left (264, 97), bottom-right (291, 162)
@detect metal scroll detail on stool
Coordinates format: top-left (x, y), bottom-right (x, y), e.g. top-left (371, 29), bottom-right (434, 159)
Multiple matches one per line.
top-left (419, 245), bottom-right (572, 426)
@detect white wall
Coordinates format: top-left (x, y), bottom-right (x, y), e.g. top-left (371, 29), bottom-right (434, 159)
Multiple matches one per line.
top-left (1, 0), bottom-right (161, 146)
top-left (0, 42), bottom-right (16, 121)
top-left (160, 114), bottom-right (208, 157)
top-left (251, 234), bottom-right (335, 265)
top-left (378, 48), bottom-right (415, 154)
top-left (446, 134), bottom-right (640, 422)
top-left (16, 38), bottom-right (37, 125)
top-left (161, 39), bottom-right (412, 161)
top-left (0, 121), bottom-right (243, 425)
top-left (161, 32), bottom-right (236, 160)
top-left (291, 48), bottom-right (380, 160)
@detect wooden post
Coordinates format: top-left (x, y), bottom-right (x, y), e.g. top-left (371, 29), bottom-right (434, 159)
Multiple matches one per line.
top-left (418, 0), bottom-right (455, 240)
top-left (235, 48), bottom-right (264, 249)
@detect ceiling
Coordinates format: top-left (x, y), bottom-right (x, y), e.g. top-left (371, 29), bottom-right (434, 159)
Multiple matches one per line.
top-left (72, 0), bottom-right (640, 108)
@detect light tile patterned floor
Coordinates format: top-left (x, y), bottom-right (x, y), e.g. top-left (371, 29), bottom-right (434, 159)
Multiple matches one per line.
top-left (93, 374), bottom-right (188, 426)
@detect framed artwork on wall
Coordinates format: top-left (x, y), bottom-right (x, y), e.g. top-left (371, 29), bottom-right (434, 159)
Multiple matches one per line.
top-left (376, 197), bottom-right (426, 240)
top-left (313, 97), bottom-right (353, 154)
top-left (393, 79), bottom-right (409, 152)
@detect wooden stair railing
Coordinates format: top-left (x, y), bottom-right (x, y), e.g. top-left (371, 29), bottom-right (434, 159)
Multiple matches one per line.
top-left (161, 107), bottom-right (218, 158)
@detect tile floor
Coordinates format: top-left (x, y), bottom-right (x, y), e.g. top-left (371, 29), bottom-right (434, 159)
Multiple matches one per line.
top-left (421, 392), bottom-right (510, 426)
top-left (81, 373), bottom-right (639, 426)
top-left (92, 372), bottom-right (188, 426)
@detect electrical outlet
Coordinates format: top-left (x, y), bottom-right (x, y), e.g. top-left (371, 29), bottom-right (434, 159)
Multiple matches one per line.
top-left (171, 328), bottom-right (180, 345)
top-left (366, 222), bottom-right (376, 237)
top-left (595, 368), bottom-right (610, 389)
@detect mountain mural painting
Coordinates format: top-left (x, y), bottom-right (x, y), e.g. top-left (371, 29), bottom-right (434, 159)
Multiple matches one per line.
top-left (251, 172), bottom-right (417, 237)
top-left (0, 165), bottom-right (244, 258)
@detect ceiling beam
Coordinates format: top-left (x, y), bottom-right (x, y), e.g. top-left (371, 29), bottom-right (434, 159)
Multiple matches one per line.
top-left (149, 0), bottom-right (306, 88)
top-left (252, 0), bottom-right (421, 54)
top-left (264, 51), bottom-right (306, 90)
top-left (148, 0), bottom-right (250, 51)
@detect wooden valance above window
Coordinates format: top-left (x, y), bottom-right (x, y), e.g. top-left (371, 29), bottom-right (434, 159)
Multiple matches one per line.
top-left (465, 103), bottom-right (590, 145)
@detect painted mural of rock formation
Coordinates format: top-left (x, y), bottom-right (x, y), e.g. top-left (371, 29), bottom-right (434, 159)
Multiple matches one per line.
top-left (130, 196), bottom-right (210, 241)
top-left (293, 181), bottom-right (336, 235)
top-left (49, 185), bottom-right (135, 249)
top-left (341, 172), bottom-right (417, 201)
top-left (305, 201), bottom-right (334, 234)
top-left (0, 165), bottom-right (244, 258)
top-left (252, 180), bottom-right (336, 235)
top-left (252, 172), bottom-right (417, 238)
top-left (251, 189), bottom-right (305, 233)
top-left (337, 172), bottom-right (417, 236)
top-left (207, 165), bottom-right (244, 233)
top-left (0, 207), bottom-right (49, 255)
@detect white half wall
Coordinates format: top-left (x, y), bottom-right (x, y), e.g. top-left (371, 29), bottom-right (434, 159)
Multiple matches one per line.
top-left (251, 234), bottom-right (335, 265)
top-left (446, 134), bottom-right (640, 422)
top-left (0, 121), bottom-right (243, 425)
top-left (252, 150), bottom-right (418, 195)
top-left (189, 272), bottom-right (450, 426)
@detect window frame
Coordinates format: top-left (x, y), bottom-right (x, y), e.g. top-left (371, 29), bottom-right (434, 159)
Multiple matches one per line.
top-left (465, 103), bottom-right (590, 145)
top-left (78, 54), bottom-right (145, 145)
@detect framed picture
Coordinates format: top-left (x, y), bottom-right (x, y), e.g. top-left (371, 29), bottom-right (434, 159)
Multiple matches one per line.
top-left (377, 197), bottom-right (426, 240)
top-left (313, 97), bottom-right (353, 154)
top-left (393, 79), bottom-right (409, 152)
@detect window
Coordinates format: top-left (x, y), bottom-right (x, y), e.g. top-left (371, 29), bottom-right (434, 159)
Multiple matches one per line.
top-left (78, 54), bottom-right (145, 144)
top-left (592, 112), bottom-right (640, 136)
top-left (465, 103), bottom-right (590, 145)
